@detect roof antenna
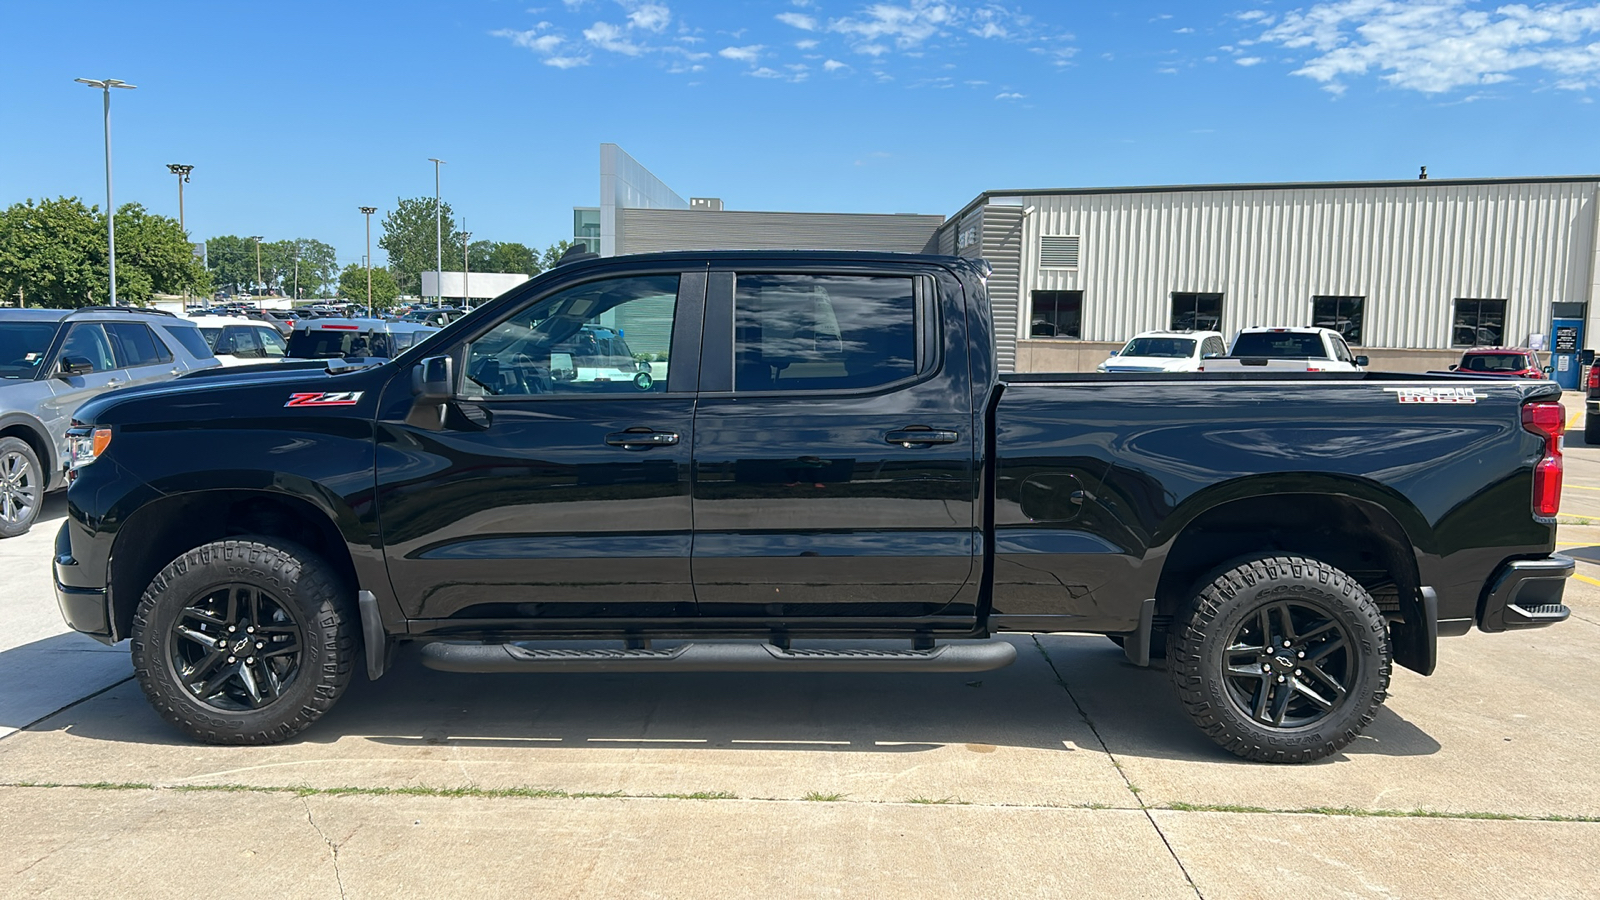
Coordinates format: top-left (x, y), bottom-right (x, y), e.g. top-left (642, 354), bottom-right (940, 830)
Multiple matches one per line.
top-left (1419, 165), bottom-right (1428, 180)
top-left (556, 241), bottom-right (600, 266)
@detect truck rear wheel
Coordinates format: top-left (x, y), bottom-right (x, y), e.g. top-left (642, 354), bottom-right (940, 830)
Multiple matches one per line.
top-left (130, 537), bottom-right (356, 745)
top-left (1167, 555), bottom-right (1390, 763)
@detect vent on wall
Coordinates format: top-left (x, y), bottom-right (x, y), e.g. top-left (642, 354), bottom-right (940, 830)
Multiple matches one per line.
top-left (1040, 235), bottom-right (1080, 269)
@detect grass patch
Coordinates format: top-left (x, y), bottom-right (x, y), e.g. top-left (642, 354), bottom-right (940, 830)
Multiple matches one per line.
top-left (1162, 802), bottom-right (1600, 824)
top-left (3, 781), bottom-right (730, 803)
top-left (905, 796), bottom-right (968, 805)
top-left (801, 791), bottom-right (847, 802)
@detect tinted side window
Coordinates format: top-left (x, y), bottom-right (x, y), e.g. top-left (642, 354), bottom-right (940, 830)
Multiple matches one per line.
top-left (734, 274), bottom-right (916, 392)
top-left (59, 324), bottom-right (117, 373)
top-left (105, 322), bottom-right (171, 368)
top-left (463, 275), bottom-right (679, 397)
top-left (161, 324), bottom-right (214, 359)
top-left (259, 328), bottom-right (287, 357)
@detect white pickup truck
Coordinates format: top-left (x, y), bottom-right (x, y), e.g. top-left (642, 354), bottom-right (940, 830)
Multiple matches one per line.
top-left (1198, 326), bottom-right (1368, 372)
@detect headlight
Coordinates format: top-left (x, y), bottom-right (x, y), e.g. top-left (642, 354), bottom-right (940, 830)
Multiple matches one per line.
top-left (67, 423), bottom-right (113, 469)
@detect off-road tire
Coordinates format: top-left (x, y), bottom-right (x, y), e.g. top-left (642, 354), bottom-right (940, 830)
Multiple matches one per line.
top-left (1167, 554), bottom-right (1390, 763)
top-left (0, 436), bottom-right (44, 539)
top-left (131, 537), bottom-right (356, 744)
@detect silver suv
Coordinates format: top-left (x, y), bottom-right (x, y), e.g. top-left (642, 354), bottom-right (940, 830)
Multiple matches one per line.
top-left (0, 307), bottom-right (220, 537)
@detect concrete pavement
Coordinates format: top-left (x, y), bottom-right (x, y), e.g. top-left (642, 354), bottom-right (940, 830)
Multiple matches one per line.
top-left (3, 400), bottom-right (1599, 897)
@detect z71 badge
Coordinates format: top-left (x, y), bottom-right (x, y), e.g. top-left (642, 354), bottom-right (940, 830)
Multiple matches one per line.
top-left (284, 391), bottom-right (364, 408)
top-left (1383, 387), bottom-right (1479, 404)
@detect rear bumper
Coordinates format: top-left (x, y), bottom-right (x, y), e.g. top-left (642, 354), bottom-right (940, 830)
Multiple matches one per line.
top-left (1477, 556), bottom-right (1573, 633)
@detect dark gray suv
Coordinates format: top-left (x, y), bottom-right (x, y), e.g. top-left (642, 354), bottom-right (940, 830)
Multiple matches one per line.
top-left (0, 307), bottom-right (219, 537)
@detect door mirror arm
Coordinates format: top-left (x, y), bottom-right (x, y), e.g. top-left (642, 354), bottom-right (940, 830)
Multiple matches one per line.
top-left (56, 356), bottom-right (93, 379)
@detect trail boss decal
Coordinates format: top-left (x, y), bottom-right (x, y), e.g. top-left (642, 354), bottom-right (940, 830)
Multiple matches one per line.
top-left (1383, 387), bottom-right (1479, 404)
top-left (284, 391), bottom-right (364, 408)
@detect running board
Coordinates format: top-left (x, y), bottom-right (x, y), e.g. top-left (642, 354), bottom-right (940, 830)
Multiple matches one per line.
top-left (419, 640), bottom-right (1018, 674)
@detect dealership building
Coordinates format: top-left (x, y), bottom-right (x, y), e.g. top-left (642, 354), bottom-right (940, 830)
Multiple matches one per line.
top-left (577, 145), bottom-right (1600, 386)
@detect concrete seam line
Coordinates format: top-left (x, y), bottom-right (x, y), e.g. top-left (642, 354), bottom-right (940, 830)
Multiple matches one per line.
top-left (1029, 635), bottom-right (1206, 900)
top-left (0, 675), bottom-right (135, 742)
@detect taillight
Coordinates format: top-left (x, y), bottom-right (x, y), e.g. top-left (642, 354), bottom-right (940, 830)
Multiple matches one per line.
top-left (1522, 402), bottom-right (1565, 518)
top-left (1588, 365), bottom-right (1600, 389)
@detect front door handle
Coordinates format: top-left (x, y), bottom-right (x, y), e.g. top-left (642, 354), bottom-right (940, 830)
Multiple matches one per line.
top-left (885, 427), bottom-right (959, 447)
top-left (606, 429), bottom-right (680, 450)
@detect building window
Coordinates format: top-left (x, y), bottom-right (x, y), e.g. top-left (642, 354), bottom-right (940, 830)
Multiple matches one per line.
top-left (572, 207), bottom-right (600, 253)
top-left (1312, 296), bottom-right (1366, 345)
top-left (1453, 299), bottom-right (1506, 347)
top-left (1170, 292), bottom-right (1223, 333)
top-left (1030, 291), bottom-right (1082, 338)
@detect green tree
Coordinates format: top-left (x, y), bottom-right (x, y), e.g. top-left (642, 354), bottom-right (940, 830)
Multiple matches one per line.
top-left (0, 197), bottom-right (205, 308)
top-left (205, 235), bottom-right (257, 293)
top-left (466, 239), bottom-right (495, 274)
top-left (0, 197), bottom-right (105, 307)
top-left (261, 238), bottom-right (338, 298)
top-left (337, 263), bottom-right (399, 311)
top-left (486, 241), bottom-right (538, 275)
top-left (378, 197), bottom-right (464, 296)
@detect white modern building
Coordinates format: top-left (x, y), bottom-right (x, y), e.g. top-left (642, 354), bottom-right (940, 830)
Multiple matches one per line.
top-left (574, 146), bottom-right (1600, 385)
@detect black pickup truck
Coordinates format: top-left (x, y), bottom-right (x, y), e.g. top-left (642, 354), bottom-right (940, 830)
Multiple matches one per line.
top-left (53, 251), bottom-right (1572, 763)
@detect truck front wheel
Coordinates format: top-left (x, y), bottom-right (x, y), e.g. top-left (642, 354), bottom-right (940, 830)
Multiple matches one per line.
top-left (130, 537), bottom-right (357, 744)
top-left (1167, 555), bottom-right (1391, 763)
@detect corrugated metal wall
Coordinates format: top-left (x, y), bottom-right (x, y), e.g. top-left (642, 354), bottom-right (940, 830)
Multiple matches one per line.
top-left (983, 180), bottom-right (1599, 351)
top-left (954, 206), bottom-right (1024, 373)
top-left (616, 209), bottom-right (944, 255)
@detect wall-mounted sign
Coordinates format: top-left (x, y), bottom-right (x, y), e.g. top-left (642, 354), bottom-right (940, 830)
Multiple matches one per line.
top-left (1555, 326), bottom-right (1579, 353)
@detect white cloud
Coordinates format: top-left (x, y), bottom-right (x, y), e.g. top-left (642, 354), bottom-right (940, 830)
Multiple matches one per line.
top-left (1175, 27), bottom-right (1194, 34)
top-left (628, 3), bottom-right (671, 32)
top-left (547, 54), bottom-right (593, 68)
top-left (995, 91), bottom-right (1024, 99)
top-left (857, 42), bottom-right (890, 56)
top-left (1254, 0), bottom-right (1600, 94)
top-left (584, 20), bottom-right (647, 55)
top-left (777, 12), bottom-right (818, 30)
top-left (493, 26), bottom-right (594, 67)
top-left (796, 38), bottom-right (820, 48)
top-left (823, 58), bottom-right (849, 71)
top-left (1235, 56), bottom-right (1263, 66)
top-left (719, 44), bottom-right (763, 62)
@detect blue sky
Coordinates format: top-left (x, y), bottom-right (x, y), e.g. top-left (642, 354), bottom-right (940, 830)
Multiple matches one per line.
top-left (3, 0), bottom-right (1599, 267)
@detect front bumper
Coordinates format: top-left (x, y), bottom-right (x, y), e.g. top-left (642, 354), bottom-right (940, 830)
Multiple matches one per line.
top-left (1477, 555), bottom-right (1573, 633)
top-left (52, 521), bottom-right (113, 643)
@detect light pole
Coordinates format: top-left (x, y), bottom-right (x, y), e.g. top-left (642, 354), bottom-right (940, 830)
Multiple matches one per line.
top-left (75, 77), bottom-right (137, 305)
top-left (359, 207), bottom-right (376, 316)
top-left (428, 158), bottom-right (445, 302)
top-left (250, 235), bottom-right (264, 299)
top-left (165, 164), bottom-right (193, 233)
top-left (462, 224), bottom-right (470, 310)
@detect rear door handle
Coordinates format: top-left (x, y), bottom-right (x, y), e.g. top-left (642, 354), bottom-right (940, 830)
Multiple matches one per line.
top-left (606, 429), bottom-right (680, 450)
top-left (885, 428), bottom-right (959, 446)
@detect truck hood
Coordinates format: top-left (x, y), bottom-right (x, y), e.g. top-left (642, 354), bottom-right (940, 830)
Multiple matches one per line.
top-left (73, 358), bottom-right (393, 426)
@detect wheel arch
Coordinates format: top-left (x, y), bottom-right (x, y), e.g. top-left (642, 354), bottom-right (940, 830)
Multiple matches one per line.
top-left (108, 487), bottom-right (365, 642)
top-left (0, 412), bottom-right (58, 490)
top-left (1151, 477), bottom-right (1432, 673)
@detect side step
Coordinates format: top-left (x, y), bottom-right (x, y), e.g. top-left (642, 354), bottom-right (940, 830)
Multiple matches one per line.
top-left (419, 640), bottom-right (1017, 674)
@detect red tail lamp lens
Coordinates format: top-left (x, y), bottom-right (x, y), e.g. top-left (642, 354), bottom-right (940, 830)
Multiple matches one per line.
top-left (1522, 402), bottom-right (1565, 518)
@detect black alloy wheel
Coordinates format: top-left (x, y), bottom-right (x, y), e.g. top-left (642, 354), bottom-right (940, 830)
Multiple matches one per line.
top-left (0, 437), bottom-right (42, 538)
top-left (1222, 600), bottom-right (1354, 729)
top-left (132, 537), bottom-right (357, 744)
top-left (1168, 554), bottom-right (1390, 763)
top-left (168, 584), bottom-right (304, 712)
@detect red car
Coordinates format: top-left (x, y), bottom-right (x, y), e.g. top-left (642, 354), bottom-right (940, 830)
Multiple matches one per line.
top-left (1452, 347), bottom-right (1548, 379)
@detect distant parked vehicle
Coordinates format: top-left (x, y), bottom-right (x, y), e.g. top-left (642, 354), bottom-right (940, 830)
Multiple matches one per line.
top-left (285, 318), bottom-right (440, 360)
top-left (1097, 330), bottom-right (1226, 373)
top-left (185, 316), bottom-right (292, 367)
top-left (1200, 326), bottom-right (1367, 372)
top-left (0, 306), bottom-right (218, 536)
top-left (1451, 347), bottom-right (1548, 379)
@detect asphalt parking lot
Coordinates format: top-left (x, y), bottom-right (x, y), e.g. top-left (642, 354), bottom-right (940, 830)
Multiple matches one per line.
top-left (3, 397), bottom-right (1598, 899)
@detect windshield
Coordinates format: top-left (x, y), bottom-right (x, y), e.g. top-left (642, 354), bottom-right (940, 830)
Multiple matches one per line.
top-left (286, 329), bottom-right (396, 359)
top-left (0, 322), bottom-right (62, 379)
top-left (1119, 337), bottom-right (1195, 359)
top-left (1231, 332), bottom-right (1326, 358)
top-left (1461, 352), bottom-right (1531, 372)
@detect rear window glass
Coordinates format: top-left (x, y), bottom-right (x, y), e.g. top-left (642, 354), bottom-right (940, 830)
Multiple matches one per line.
top-left (1460, 352), bottom-right (1531, 372)
top-left (0, 322), bottom-right (61, 379)
top-left (1120, 337), bottom-right (1195, 359)
top-left (734, 274), bottom-right (918, 392)
top-left (163, 325), bottom-right (215, 359)
top-left (287, 329), bottom-right (395, 359)
top-left (1230, 333), bottom-right (1326, 358)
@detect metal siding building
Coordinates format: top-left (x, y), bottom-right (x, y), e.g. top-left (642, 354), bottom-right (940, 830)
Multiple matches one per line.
top-left (942, 177), bottom-right (1600, 373)
top-left (616, 208), bottom-right (944, 255)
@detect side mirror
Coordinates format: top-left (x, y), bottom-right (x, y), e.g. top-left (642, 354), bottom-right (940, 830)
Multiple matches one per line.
top-left (56, 356), bottom-right (93, 378)
top-left (1107, 350), bottom-right (1119, 358)
top-left (1449, 364), bottom-right (1459, 371)
top-left (1543, 365), bottom-right (1554, 374)
top-left (1202, 352), bottom-right (1223, 359)
top-left (410, 355), bottom-right (453, 402)
top-left (1354, 355), bottom-right (1369, 367)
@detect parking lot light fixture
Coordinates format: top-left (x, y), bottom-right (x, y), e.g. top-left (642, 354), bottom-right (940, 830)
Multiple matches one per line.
top-left (359, 207), bottom-right (377, 317)
top-left (76, 77), bottom-right (137, 305)
top-left (429, 158), bottom-right (445, 301)
top-left (250, 235), bottom-right (264, 298)
top-left (165, 164), bottom-right (193, 233)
